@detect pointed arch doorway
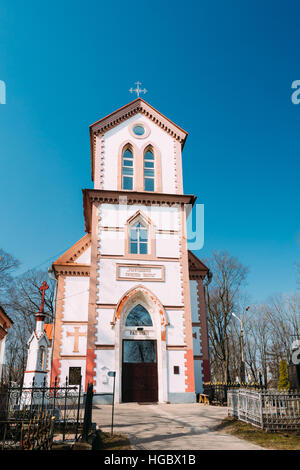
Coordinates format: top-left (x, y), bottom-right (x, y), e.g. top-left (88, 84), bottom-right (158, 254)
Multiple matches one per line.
top-left (122, 304), bottom-right (158, 402)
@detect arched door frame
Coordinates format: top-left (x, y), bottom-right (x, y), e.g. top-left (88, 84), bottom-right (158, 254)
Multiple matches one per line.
top-left (112, 285), bottom-right (168, 403)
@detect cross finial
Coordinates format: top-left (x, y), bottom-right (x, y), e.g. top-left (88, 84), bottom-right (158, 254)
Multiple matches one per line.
top-left (39, 281), bottom-right (49, 313)
top-left (129, 81), bottom-right (147, 98)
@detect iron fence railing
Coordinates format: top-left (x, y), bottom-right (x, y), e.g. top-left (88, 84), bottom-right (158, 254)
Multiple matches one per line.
top-left (203, 382), bottom-right (261, 406)
top-left (0, 411), bottom-right (55, 450)
top-left (0, 376), bottom-right (94, 447)
top-left (228, 388), bottom-right (300, 431)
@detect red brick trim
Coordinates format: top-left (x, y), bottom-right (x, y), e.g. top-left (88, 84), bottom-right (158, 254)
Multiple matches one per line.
top-left (179, 206), bottom-right (195, 393)
top-left (196, 279), bottom-right (210, 382)
top-left (50, 276), bottom-right (66, 387)
top-left (85, 203), bottom-right (100, 390)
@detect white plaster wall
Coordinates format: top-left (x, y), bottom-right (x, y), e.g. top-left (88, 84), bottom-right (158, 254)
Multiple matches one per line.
top-left (167, 350), bottom-right (186, 393)
top-left (97, 258), bottom-right (183, 306)
top-left (99, 230), bottom-right (125, 256)
top-left (96, 114), bottom-right (177, 194)
top-left (60, 324), bottom-right (88, 356)
top-left (190, 280), bottom-right (199, 323)
top-left (96, 309), bottom-right (115, 344)
top-left (46, 346), bottom-right (52, 373)
top-left (98, 229), bottom-right (179, 259)
top-left (23, 372), bottom-right (46, 388)
top-left (99, 204), bottom-right (180, 232)
top-left (156, 233), bottom-right (179, 258)
top-left (60, 359), bottom-right (87, 389)
top-left (94, 349), bottom-right (115, 394)
top-left (75, 246), bottom-right (91, 264)
top-left (98, 204), bottom-right (180, 258)
top-left (194, 359), bottom-right (204, 394)
top-left (25, 335), bottom-right (49, 372)
top-left (63, 277), bottom-right (90, 322)
top-left (166, 310), bottom-right (185, 345)
top-left (192, 326), bottom-right (202, 356)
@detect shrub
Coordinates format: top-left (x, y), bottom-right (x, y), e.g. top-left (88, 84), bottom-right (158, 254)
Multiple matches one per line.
top-left (278, 359), bottom-right (290, 391)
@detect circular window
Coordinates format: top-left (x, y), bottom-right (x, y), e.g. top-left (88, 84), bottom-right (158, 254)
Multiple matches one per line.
top-left (133, 125), bottom-right (145, 136)
top-left (129, 122), bottom-right (150, 139)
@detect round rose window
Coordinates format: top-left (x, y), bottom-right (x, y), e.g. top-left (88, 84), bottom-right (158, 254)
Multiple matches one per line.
top-left (133, 125), bottom-right (145, 136)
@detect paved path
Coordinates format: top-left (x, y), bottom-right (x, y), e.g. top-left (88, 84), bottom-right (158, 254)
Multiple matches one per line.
top-left (92, 403), bottom-right (264, 450)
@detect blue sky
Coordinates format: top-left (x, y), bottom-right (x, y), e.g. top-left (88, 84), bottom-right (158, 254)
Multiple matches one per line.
top-left (0, 0), bottom-right (299, 302)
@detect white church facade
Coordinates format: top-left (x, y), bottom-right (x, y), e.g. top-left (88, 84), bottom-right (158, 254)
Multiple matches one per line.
top-left (49, 98), bottom-right (211, 403)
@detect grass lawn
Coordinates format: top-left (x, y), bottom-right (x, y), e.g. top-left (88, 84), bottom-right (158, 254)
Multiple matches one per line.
top-left (218, 417), bottom-right (300, 450)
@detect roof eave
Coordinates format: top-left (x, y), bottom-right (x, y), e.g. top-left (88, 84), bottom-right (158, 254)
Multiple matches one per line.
top-left (82, 188), bottom-right (197, 233)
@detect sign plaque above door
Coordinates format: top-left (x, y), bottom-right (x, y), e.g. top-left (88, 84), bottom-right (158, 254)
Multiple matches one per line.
top-left (116, 264), bottom-right (165, 282)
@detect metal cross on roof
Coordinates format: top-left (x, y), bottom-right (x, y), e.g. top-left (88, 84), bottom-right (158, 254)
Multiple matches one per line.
top-left (39, 281), bottom-right (49, 313)
top-left (129, 81), bottom-right (147, 98)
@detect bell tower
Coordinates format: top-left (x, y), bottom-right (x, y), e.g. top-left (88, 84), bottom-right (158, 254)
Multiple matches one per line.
top-left (51, 98), bottom-right (211, 403)
top-left (85, 98), bottom-right (197, 403)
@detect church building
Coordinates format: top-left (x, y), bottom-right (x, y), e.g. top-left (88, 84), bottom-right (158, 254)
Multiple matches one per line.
top-left (50, 98), bottom-right (211, 403)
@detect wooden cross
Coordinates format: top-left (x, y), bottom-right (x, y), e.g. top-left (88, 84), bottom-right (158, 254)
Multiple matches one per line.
top-left (67, 327), bottom-right (86, 353)
top-left (39, 281), bottom-right (49, 313)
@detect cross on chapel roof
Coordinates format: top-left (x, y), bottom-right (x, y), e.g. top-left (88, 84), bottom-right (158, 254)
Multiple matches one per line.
top-left (38, 281), bottom-right (49, 313)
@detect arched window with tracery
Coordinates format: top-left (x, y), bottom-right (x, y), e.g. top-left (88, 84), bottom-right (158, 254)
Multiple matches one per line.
top-left (123, 305), bottom-right (155, 363)
top-left (129, 219), bottom-right (148, 254)
top-left (125, 304), bottom-right (153, 326)
top-left (144, 148), bottom-right (155, 192)
top-left (39, 346), bottom-right (46, 370)
top-left (122, 146), bottom-right (134, 190)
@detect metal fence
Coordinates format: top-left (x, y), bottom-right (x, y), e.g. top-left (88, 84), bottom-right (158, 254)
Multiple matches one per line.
top-left (228, 388), bottom-right (300, 431)
top-left (0, 376), bottom-right (93, 448)
top-left (203, 382), bottom-right (261, 406)
top-left (0, 411), bottom-right (55, 450)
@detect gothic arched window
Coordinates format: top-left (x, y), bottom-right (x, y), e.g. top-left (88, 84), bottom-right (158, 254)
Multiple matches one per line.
top-left (125, 304), bottom-right (153, 326)
top-left (144, 148), bottom-right (155, 192)
top-left (129, 220), bottom-right (148, 254)
top-left (39, 346), bottom-right (46, 370)
top-left (122, 147), bottom-right (134, 190)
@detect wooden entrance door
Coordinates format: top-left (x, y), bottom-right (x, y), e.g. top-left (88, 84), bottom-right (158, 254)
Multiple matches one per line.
top-left (122, 340), bottom-right (158, 403)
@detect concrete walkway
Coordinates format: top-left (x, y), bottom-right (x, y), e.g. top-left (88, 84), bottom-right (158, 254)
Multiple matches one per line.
top-left (92, 403), bottom-right (264, 450)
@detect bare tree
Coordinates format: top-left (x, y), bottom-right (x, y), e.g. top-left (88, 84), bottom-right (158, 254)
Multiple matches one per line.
top-left (4, 269), bottom-right (55, 384)
top-left (0, 249), bottom-right (20, 303)
top-left (205, 251), bottom-right (249, 382)
top-left (265, 294), bottom-right (300, 363)
top-left (243, 315), bottom-right (259, 383)
top-left (246, 305), bottom-right (270, 386)
top-left (245, 294), bottom-right (300, 389)
top-left (6, 269), bottom-right (55, 323)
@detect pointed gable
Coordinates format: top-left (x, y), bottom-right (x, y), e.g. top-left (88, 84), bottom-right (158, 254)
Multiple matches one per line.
top-left (89, 98), bottom-right (188, 181)
top-left (27, 328), bottom-right (50, 348)
top-left (52, 234), bottom-right (91, 277)
top-left (54, 234), bottom-right (91, 264)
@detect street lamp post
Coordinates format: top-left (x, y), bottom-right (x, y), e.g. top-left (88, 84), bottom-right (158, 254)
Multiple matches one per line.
top-left (232, 307), bottom-right (250, 384)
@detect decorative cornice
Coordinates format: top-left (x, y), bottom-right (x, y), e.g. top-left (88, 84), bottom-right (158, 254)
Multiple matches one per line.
top-left (89, 98), bottom-right (188, 181)
top-left (52, 263), bottom-right (90, 277)
top-left (82, 188), bottom-right (196, 233)
top-left (53, 234), bottom-right (91, 267)
top-left (188, 250), bottom-right (210, 280)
